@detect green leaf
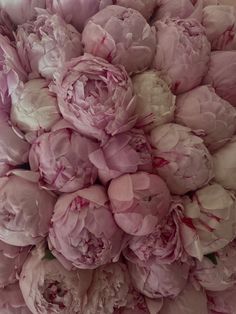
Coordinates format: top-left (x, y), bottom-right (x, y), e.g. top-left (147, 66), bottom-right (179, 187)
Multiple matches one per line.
top-left (205, 253), bottom-right (217, 265)
top-left (43, 248), bottom-right (55, 260)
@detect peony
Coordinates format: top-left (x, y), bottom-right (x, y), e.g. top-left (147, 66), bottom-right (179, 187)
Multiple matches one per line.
top-left (202, 5), bottom-right (236, 50)
top-left (203, 51), bottom-right (236, 106)
top-left (132, 70), bottom-right (176, 131)
top-left (150, 123), bottom-right (214, 195)
top-left (175, 85), bottom-right (236, 152)
top-left (0, 282), bottom-right (31, 314)
top-left (83, 262), bottom-right (130, 314)
top-left (29, 121), bottom-right (98, 193)
top-left (154, 0), bottom-right (195, 20)
top-left (89, 129), bottom-right (152, 184)
top-left (153, 18), bottom-right (210, 94)
top-left (52, 53), bottom-right (137, 142)
top-left (181, 183), bottom-right (236, 260)
top-left (159, 283), bottom-right (208, 314)
top-left (0, 170), bottom-right (56, 246)
top-left (114, 0), bottom-right (157, 20)
top-left (11, 78), bottom-right (60, 134)
top-left (108, 172), bottom-right (171, 236)
top-left (127, 258), bottom-right (190, 299)
top-left (49, 185), bottom-right (124, 269)
top-left (0, 240), bottom-right (30, 288)
top-left (213, 137), bottom-right (236, 190)
top-left (123, 198), bottom-right (187, 265)
top-left (19, 244), bottom-right (93, 314)
top-left (207, 286), bottom-right (236, 314)
top-left (16, 9), bottom-right (82, 80)
top-left (82, 5), bottom-right (156, 74)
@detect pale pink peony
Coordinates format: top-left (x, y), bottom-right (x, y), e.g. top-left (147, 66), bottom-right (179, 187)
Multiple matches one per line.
top-left (83, 262), bottom-right (130, 314)
top-left (123, 198), bottom-right (187, 265)
top-left (0, 282), bottom-right (31, 314)
top-left (150, 123), bottom-right (214, 195)
top-left (153, 18), bottom-right (210, 94)
top-left (114, 0), bottom-right (157, 20)
top-left (89, 129), bottom-right (152, 184)
top-left (16, 9), bottom-right (82, 80)
top-left (207, 286), bottom-right (236, 314)
top-left (52, 53), bottom-right (136, 142)
top-left (19, 244), bottom-right (93, 314)
top-left (127, 258), bottom-right (190, 299)
top-left (0, 171), bottom-right (56, 246)
top-left (203, 51), bottom-right (236, 106)
top-left (181, 183), bottom-right (236, 260)
top-left (175, 85), bottom-right (236, 152)
top-left (159, 283), bottom-right (208, 314)
top-left (29, 122), bottom-right (98, 193)
top-left (82, 5), bottom-right (156, 74)
top-left (108, 172), bottom-right (171, 236)
top-left (213, 137), bottom-right (236, 190)
top-left (154, 0), bottom-right (195, 20)
top-left (132, 70), bottom-right (176, 131)
top-left (49, 185), bottom-right (124, 269)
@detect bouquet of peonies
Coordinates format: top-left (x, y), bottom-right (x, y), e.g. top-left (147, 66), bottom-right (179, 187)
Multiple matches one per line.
top-left (1, 0), bottom-right (236, 313)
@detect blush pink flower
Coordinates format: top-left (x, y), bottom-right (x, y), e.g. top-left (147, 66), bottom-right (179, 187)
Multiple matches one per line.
top-left (89, 129), bottom-right (152, 184)
top-left (0, 171), bottom-right (56, 246)
top-left (150, 123), bottom-right (214, 195)
top-left (108, 172), bottom-right (171, 236)
top-left (175, 85), bottom-right (236, 152)
top-left (52, 53), bottom-right (136, 142)
top-left (207, 286), bottom-right (236, 314)
top-left (153, 18), bottom-right (210, 94)
top-left (82, 5), bottom-right (156, 74)
top-left (114, 0), bottom-right (157, 20)
top-left (49, 185), bottom-right (124, 270)
top-left (154, 0), bottom-right (195, 20)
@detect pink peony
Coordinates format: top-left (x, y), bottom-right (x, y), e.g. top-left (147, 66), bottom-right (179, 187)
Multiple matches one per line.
top-left (175, 85), bottom-right (236, 152)
top-left (132, 70), bottom-right (176, 131)
top-left (16, 9), bottom-right (82, 80)
top-left (181, 183), bottom-right (236, 260)
top-left (150, 123), bottom-right (214, 195)
top-left (0, 282), bottom-right (31, 314)
top-left (89, 129), bottom-right (152, 184)
top-left (153, 18), bottom-right (210, 94)
top-left (127, 258), bottom-right (190, 299)
top-left (123, 198), bottom-right (187, 265)
top-left (52, 53), bottom-right (136, 142)
top-left (154, 0), bottom-right (195, 20)
top-left (207, 286), bottom-right (236, 314)
top-left (19, 244), bottom-right (93, 314)
top-left (0, 170), bottom-right (56, 246)
top-left (108, 172), bottom-right (171, 236)
top-left (203, 51), bottom-right (236, 106)
top-left (0, 240), bottom-right (30, 288)
top-left (114, 0), bottom-right (157, 20)
top-left (49, 185), bottom-right (124, 269)
top-left (82, 5), bottom-right (156, 74)
top-left (29, 122), bottom-right (98, 193)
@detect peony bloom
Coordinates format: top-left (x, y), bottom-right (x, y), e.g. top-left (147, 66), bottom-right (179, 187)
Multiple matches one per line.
top-left (213, 137), bottom-right (236, 190)
top-left (150, 123), bottom-right (214, 195)
top-left (108, 172), bottom-right (171, 236)
top-left (11, 79), bottom-right (60, 134)
top-left (123, 198), bottom-right (187, 265)
top-left (0, 240), bottom-right (30, 288)
top-left (202, 5), bottom-right (236, 50)
top-left (19, 244), bottom-right (93, 314)
top-left (82, 5), bottom-right (156, 74)
top-left (203, 51), bottom-right (236, 107)
top-left (0, 282), bottom-right (31, 314)
top-left (181, 183), bottom-right (236, 260)
top-left (154, 0), bottom-right (195, 20)
top-left (153, 18), bottom-right (210, 94)
top-left (29, 122), bottom-right (98, 193)
top-left (89, 129), bottom-right (152, 184)
top-left (49, 185), bottom-right (124, 270)
top-left (132, 70), bottom-right (176, 131)
top-left (83, 262), bottom-right (130, 314)
top-left (53, 54), bottom-right (137, 142)
top-left (127, 258), bottom-right (190, 298)
top-left (0, 170), bottom-right (56, 246)
top-left (16, 9), bottom-right (82, 80)
top-left (0, 114), bottom-right (30, 176)
top-left (175, 85), bottom-right (236, 152)
top-left (114, 0), bottom-right (157, 20)
top-left (207, 286), bottom-right (236, 314)
top-left (159, 283), bottom-right (208, 314)
top-left (193, 242), bottom-right (236, 291)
